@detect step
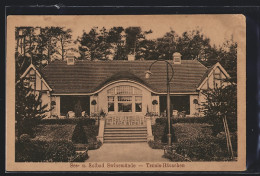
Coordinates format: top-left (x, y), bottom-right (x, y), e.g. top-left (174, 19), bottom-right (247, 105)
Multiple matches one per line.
top-left (105, 128), bottom-right (147, 131)
top-left (104, 134), bottom-right (147, 137)
top-left (105, 126), bottom-right (146, 128)
top-left (104, 139), bottom-right (147, 143)
top-left (104, 131), bottom-right (147, 134)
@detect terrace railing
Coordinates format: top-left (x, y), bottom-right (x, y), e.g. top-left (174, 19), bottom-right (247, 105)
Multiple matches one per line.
top-left (105, 115), bottom-right (146, 126)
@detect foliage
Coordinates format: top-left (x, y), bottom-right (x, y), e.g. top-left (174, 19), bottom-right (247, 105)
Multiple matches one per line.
top-left (148, 140), bottom-right (164, 149)
top-left (173, 134), bottom-right (237, 161)
top-left (161, 119), bottom-right (177, 143)
top-left (87, 140), bottom-right (103, 150)
top-left (201, 83), bottom-right (237, 135)
top-left (72, 121), bottom-right (88, 144)
top-left (152, 118), bottom-right (177, 143)
top-left (40, 118), bottom-right (96, 125)
top-left (15, 139), bottom-right (76, 162)
top-left (71, 152), bottom-right (89, 162)
top-left (74, 100), bottom-right (82, 117)
top-left (82, 125), bottom-right (99, 143)
top-left (16, 78), bottom-right (50, 137)
top-left (15, 26), bottom-right (73, 71)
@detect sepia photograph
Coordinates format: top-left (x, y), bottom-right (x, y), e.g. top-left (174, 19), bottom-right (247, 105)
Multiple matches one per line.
top-left (6, 15), bottom-right (246, 171)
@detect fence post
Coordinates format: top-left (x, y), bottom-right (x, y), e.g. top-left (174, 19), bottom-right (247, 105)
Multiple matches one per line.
top-left (146, 116), bottom-right (154, 141)
top-left (97, 118), bottom-right (105, 143)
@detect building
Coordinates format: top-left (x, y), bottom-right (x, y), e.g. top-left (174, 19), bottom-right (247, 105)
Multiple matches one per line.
top-left (21, 53), bottom-right (230, 142)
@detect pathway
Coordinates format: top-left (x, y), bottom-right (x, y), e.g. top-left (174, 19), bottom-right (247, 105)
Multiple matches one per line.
top-left (87, 143), bottom-right (169, 162)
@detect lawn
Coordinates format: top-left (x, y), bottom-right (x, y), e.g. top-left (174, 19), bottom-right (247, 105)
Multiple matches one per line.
top-left (33, 124), bottom-right (76, 141)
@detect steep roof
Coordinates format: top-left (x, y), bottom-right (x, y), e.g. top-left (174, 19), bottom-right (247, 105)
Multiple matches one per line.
top-left (41, 60), bottom-right (208, 94)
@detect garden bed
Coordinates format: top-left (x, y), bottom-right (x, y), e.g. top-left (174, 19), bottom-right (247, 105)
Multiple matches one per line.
top-left (150, 120), bottom-right (237, 161)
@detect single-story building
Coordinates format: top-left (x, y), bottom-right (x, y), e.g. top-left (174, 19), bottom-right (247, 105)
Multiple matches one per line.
top-left (21, 53), bottom-right (230, 142)
top-left (22, 52), bottom-right (230, 119)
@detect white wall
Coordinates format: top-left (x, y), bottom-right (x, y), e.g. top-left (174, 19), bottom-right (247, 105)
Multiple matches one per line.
top-left (189, 95), bottom-right (200, 116)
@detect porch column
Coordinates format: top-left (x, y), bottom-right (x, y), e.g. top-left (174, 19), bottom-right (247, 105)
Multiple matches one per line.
top-left (56, 96), bottom-right (60, 116)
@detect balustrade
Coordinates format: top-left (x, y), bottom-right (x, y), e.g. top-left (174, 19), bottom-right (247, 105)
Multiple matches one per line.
top-left (105, 115), bottom-right (146, 126)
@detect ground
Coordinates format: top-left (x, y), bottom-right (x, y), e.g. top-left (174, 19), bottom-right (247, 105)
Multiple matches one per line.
top-left (87, 143), bottom-right (169, 162)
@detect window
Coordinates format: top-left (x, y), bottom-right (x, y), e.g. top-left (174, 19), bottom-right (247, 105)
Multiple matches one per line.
top-left (107, 86), bottom-right (143, 113)
top-left (117, 86), bottom-right (133, 95)
top-left (108, 96), bottom-right (114, 112)
top-left (135, 96), bottom-right (142, 112)
top-left (118, 96), bottom-right (132, 112)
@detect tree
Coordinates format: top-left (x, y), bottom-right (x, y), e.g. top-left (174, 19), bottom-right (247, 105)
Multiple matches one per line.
top-left (16, 78), bottom-right (50, 137)
top-left (176, 30), bottom-right (211, 61)
top-left (53, 27), bottom-right (73, 61)
top-left (107, 27), bottom-right (127, 60)
top-left (201, 83), bottom-right (237, 135)
top-left (155, 29), bottom-right (179, 60)
top-left (77, 27), bottom-right (112, 60)
top-left (74, 100), bottom-right (82, 117)
top-left (72, 121), bottom-right (88, 144)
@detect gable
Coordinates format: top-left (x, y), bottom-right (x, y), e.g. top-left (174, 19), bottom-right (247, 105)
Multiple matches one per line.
top-left (197, 62), bottom-right (230, 90)
top-left (21, 64), bottom-right (52, 91)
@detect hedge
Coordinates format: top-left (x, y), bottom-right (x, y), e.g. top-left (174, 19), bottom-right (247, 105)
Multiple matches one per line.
top-left (40, 118), bottom-right (96, 125)
top-left (155, 117), bottom-right (208, 124)
top-left (15, 139), bottom-right (78, 162)
top-left (172, 133), bottom-right (237, 161)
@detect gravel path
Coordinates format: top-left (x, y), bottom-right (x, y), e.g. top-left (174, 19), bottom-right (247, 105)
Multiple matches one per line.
top-left (87, 143), bottom-right (169, 162)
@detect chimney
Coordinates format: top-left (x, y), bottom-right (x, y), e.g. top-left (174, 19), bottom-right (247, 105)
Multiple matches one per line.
top-left (173, 52), bottom-right (181, 64)
top-left (127, 54), bottom-right (135, 61)
top-left (66, 52), bottom-right (75, 65)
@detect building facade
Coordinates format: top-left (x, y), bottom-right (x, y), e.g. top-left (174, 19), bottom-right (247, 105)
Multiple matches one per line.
top-left (21, 53), bottom-right (230, 120)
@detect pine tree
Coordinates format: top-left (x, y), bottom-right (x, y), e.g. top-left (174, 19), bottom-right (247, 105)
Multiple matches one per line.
top-left (16, 78), bottom-right (49, 137)
top-left (72, 121), bottom-right (88, 144)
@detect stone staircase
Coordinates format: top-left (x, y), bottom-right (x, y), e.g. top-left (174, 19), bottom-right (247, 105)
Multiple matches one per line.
top-left (103, 126), bottom-right (147, 143)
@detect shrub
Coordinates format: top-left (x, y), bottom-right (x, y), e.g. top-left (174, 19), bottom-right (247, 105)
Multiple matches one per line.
top-left (156, 117), bottom-right (208, 124)
top-left (83, 125), bottom-right (99, 142)
top-left (87, 140), bottom-right (102, 150)
top-left (40, 118), bottom-right (95, 125)
top-left (155, 118), bottom-right (168, 125)
top-left (173, 135), bottom-right (236, 161)
top-left (72, 121), bottom-right (88, 144)
top-left (148, 140), bottom-right (164, 149)
top-left (161, 119), bottom-right (177, 143)
top-left (16, 139), bottom-right (47, 162)
top-left (19, 134), bottom-right (31, 142)
top-left (72, 152), bottom-right (89, 162)
top-left (45, 140), bottom-right (76, 162)
top-left (15, 139), bottom-right (76, 162)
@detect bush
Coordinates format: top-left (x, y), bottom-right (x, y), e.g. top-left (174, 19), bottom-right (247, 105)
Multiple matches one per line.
top-left (173, 135), bottom-right (236, 161)
top-left (148, 140), bottom-right (164, 149)
top-left (83, 125), bottom-right (99, 142)
top-left (40, 118), bottom-right (95, 125)
top-left (72, 121), bottom-right (88, 144)
top-left (71, 152), bottom-right (89, 162)
top-left (161, 119), bottom-right (177, 143)
top-left (155, 117), bottom-right (207, 125)
top-left (16, 139), bottom-right (76, 162)
top-left (45, 140), bottom-right (76, 162)
top-left (19, 134), bottom-right (31, 142)
top-left (87, 140), bottom-right (102, 150)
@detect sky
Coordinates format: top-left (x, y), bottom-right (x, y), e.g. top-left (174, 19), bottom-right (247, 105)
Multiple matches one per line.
top-left (9, 14), bottom-right (245, 47)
